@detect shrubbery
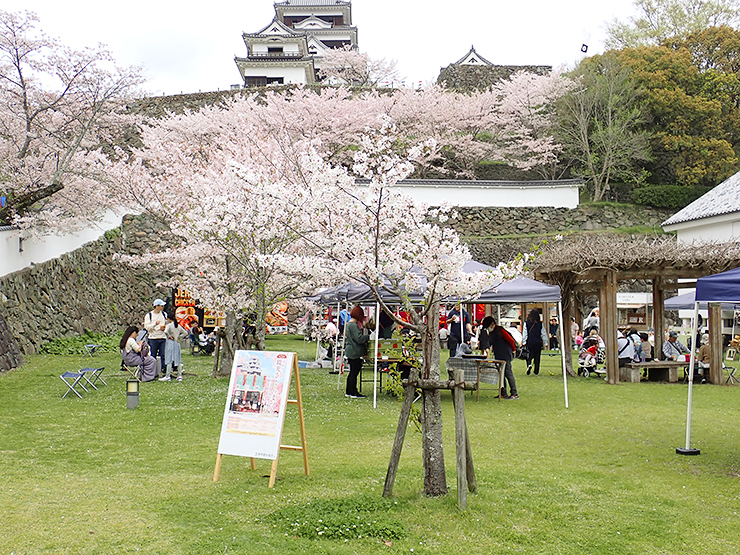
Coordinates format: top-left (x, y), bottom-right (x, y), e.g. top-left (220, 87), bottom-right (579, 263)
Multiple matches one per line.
top-left (39, 331), bottom-right (121, 355)
top-left (632, 184), bottom-right (708, 210)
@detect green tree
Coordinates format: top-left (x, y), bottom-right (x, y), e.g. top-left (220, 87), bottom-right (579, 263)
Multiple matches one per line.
top-left (557, 53), bottom-right (651, 202)
top-left (614, 34), bottom-right (740, 186)
top-left (606, 0), bottom-right (740, 48)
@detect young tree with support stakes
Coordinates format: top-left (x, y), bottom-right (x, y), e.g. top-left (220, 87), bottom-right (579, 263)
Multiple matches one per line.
top-left (300, 119), bottom-right (523, 496)
top-left (0, 9), bottom-right (143, 232)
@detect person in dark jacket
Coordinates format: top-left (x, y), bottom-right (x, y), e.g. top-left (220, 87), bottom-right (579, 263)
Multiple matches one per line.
top-left (481, 316), bottom-right (518, 399)
top-left (446, 303), bottom-right (471, 358)
top-left (523, 309), bottom-right (548, 375)
top-left (344, 305), bottom-right (369, 399)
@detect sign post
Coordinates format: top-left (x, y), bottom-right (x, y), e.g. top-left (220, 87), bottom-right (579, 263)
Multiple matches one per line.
top-left (213, 350), bottom-right (309, 486)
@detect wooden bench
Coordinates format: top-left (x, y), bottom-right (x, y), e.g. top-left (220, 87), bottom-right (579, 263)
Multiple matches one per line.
top-left (623, 360), bottom-right (688, 383)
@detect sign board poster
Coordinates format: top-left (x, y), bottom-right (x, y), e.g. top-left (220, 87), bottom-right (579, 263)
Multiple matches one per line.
top-left (217, 350), bottom-right (294, 460)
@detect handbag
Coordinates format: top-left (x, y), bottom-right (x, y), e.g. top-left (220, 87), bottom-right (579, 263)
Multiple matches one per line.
top-left (517, 345), bottom-right (529, 360)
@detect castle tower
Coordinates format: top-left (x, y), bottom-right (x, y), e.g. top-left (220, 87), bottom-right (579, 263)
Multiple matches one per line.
top-left (235, 0), bottom-right (358, 87)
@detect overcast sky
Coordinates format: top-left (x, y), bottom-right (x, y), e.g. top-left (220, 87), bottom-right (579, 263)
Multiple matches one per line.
top-left (6, 0), bottom-right (638, 95)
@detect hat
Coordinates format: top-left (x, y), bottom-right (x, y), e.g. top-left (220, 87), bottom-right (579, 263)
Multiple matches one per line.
top-left (153, 299), bottom-right (166, 307)
top-left (669, 331), bottom-right (679, 338)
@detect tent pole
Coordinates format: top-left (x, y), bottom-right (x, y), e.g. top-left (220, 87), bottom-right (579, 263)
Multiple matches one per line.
top-left (333, 301), bottom-right (340, 374)
top-left (374, 302), bottom-right (380, 409)
top-left (338, 303), bottom-right (348, 390)
top-left (677, 302), bottom-right (701, 456)
top-left (557, 301), bottom-right (569, 409)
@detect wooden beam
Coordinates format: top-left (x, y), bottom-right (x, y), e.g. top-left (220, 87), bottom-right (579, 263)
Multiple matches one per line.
top-left (659, 280), bottom-right (697, 291)
top-left (653, 278), bottom-right (665, 360)
top-left (602, 270), bottom-right (619, 384)
top-left (709, 303), bottom-right (723, 384)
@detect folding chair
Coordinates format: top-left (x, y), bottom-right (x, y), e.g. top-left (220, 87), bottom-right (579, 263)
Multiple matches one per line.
top-left (79, 367), bottom-right (106, 389)
top-left (60, 371), bottom-right (88, 399)
top-left (725, 365), bottom-right (739, 385)
top-left (120, 360), bottom-right (142, 381)
top-left (85, 344), bottom-right (102, 357)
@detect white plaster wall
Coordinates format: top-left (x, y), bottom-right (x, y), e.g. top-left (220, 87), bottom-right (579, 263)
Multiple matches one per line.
top-left (665, 213), bottom-right (740, 244)
top-left (242, 66), bottom-right (308, 84)
top-left (373, 183), bottom-right (580, 209)
top-left (0, 211), bottom-right (121, 278)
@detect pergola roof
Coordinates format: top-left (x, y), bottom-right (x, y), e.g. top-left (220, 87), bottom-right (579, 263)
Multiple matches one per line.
top-left (533, 234), bottom-right (740, 282)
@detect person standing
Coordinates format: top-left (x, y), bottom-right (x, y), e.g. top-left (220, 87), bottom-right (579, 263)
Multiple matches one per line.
top-left (446, 303), bottom-right (472, 358)
top-left (344, 306), bottom-right (369, 399)
top-left (548, 317), bottom-right (560, 350)
top-left (570, 317), bottom-right (579, 349)
top-left (481, 316), bottom-right (518, 399)
top-left (144, 299), bottom-right (167, 377)
top-left (523, 309), bottom-right (548, 375)
top-left (162, 314), bottom-right (189, 381)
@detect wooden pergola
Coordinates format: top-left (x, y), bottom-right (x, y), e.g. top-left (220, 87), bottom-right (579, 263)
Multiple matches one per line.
top-left (532, 235), bottom-right (740, 384)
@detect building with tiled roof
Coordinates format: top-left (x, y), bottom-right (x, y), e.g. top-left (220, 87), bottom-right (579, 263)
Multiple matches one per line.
top-left (437, 46), bottom-right (551, 91)
top-left (662, 171), bottom-right (740, 243)
top-left (234, 0), bottom-right (357, 87)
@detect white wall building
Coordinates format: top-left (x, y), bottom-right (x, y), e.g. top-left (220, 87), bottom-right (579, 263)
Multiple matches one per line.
top-left (662, 171), bottom-right (740, 244)
top-left (0, 211), bottom-right (121, 278)
top-left (662, 171), bottom-right (740, 333)
top-left (356, 178), bottom-right (582, 209)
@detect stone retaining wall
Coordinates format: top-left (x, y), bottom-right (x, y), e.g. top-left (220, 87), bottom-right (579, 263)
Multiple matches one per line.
top-left (0, 214), bottom-right (169, 370)
top-left (451, 205), bottom-right (673, 238)
top-left (0, 203), bottom-right (674, 372)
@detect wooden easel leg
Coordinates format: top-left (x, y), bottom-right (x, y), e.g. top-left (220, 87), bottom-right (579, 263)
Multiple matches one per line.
top-left (250, 457), bottom-right (256, 471)
top-left (213, 453), bottom-right (222, 482)
top-left (293, 358), bottom-right (310, 476)
top-left (268, 457), bottom-right (279, 488)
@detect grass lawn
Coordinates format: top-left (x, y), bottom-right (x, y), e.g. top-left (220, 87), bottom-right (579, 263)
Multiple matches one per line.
top-left (2, 335), bottom-right (740, 554)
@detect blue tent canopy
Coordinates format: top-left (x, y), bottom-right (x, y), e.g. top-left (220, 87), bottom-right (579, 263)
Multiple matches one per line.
top-left (696, 267), bottom-right (740, 304)
top-left (664, 289), bottom-right (738, 311)
top-left (475, 276), bottom-right (561, 303)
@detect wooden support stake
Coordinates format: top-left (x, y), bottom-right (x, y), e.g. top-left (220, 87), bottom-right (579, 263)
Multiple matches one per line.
top-left (383, 369), bottom-right (418, 497)
top-left (452, 368), bottom-right (468, 510)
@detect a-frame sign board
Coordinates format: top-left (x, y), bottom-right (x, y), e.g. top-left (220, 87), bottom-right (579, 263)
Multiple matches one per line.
top-left (213, 351), bottom-right (309, 487)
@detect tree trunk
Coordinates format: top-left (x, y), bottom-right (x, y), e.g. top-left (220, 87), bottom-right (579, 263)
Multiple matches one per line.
top-left (419, 299), bottom-right (447, 496)
top-left (212, 310), bottom-right (238, 377)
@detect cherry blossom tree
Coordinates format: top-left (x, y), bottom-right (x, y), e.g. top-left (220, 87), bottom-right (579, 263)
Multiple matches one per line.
top-left (0, 9), bottom-right (143, 232)
top-left (109, 97), bottom-right (348, 375)
top-left (319, 45), bottom-right (401, 87)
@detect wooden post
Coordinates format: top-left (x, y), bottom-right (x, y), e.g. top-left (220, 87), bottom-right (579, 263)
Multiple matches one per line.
top-left (562, 290), bottom-right (574, 375)
top-left (602, 271), bottom-right (619, 384)
top-left (653, 277), bottom-right (665, 363)
top-left (709, 302), bottom-right (723, 384)
top-left (452, 367), bottom-right (468, 510)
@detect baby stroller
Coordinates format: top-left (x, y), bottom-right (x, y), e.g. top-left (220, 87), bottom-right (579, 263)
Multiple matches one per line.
top-left (577, 337), bottom-right (605, 378)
